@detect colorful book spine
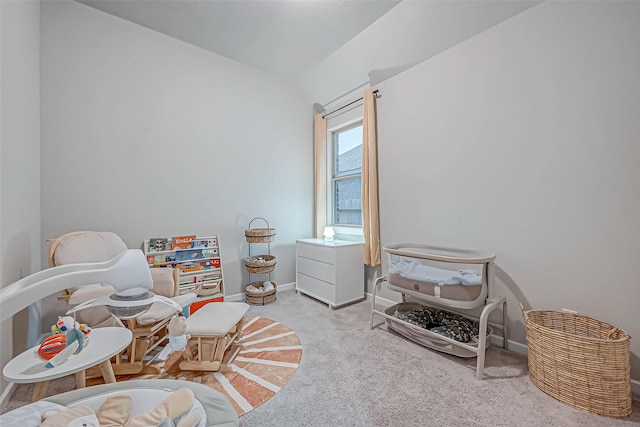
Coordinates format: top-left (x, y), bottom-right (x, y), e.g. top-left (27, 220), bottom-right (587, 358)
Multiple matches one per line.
top-left (172, 235), bottom-right (196, 249)
top-left (175, 249), bottom-right (203, 262)
top-left (191, 238), bottom-right (218, 249)
top-left (148, 238), bottom-right (170, 252)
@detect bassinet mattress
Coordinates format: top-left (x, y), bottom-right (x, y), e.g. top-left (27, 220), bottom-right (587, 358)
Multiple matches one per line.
top-left (387, 273), bottom-right (482, 301)
top-left (388, 254), bottom-right (482, 285)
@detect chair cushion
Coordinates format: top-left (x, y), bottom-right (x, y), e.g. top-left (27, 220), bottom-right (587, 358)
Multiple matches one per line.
top-left (150, 268), bottom-right (178, 297)
top-left (136, 294), bottom-right (197, 326)
top-left (186, 303), bottom-right (249, 336)
top-left (53, 232), bottom-right (128, 293)
top-left (53, 231), bottom-right (127, 265)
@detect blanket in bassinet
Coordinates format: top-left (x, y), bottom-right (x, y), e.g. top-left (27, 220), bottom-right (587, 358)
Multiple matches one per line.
top-left (388, 254), bottom-right (481, 286)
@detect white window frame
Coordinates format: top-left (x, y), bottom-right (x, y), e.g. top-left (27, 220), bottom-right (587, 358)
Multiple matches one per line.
top-left (326, 118), bottom-right (364, 239)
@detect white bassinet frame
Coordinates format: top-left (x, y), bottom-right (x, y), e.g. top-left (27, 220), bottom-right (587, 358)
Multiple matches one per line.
top-left (371, 243), bottom-right (508, 380)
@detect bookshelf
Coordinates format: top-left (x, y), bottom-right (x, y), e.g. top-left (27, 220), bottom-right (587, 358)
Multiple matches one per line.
top-left (143, 235), bottom-right (224, 314)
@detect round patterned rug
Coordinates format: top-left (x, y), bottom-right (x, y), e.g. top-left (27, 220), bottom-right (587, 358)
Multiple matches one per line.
top-left (157, 316), bottom-right (302, 416)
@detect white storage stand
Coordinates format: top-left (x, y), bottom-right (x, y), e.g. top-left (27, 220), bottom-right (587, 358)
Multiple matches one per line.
top-left (371, 243), bottom-right (508, 380)
top-left (295, 238), bottom-right (365, 309)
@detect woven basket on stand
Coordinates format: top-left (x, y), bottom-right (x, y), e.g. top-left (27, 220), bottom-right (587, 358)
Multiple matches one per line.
top-left (244, 255), bottom-right (276, 274)
top-left (245, 281), bottom-right (277, 305)
top-left (521, 304), bottom-right (631, 418)
top-left (245, 228), bottom-right (276, 243)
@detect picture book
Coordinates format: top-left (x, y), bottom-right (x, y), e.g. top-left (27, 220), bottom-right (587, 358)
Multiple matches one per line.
top-left (174, 249), bottom-right (203, 262)
top-left (177, 262), bottom-right (204, 273)
top-left (202, 248), bottom-right (219, 258)
top-left (191, 238), bottom-right (218, 249)
top-left (149, 238), bottom-right (170, 252)
top-left (172, 235), bottom-right (196, 249)
top-left (153, 254), bottom-right (167, 264)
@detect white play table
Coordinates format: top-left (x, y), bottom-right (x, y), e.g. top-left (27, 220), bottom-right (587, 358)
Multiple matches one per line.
top-left (3, 327), bottom-right (132, 401)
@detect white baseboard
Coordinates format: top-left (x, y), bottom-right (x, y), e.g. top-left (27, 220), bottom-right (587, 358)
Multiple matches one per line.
top-left (489, 333), bottom-right (528, 355)
top-left (0, 382), bottom-right (16, 411)
top-left (365, 292), bottom-right (395, 308)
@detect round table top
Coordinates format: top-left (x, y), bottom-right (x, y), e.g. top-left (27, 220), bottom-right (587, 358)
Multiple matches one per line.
top-left (2, 327), bottom-right (132, 383)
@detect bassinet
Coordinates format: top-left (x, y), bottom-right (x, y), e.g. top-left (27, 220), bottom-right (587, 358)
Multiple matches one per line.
top-left (371, 243), bottom-right (508, 380)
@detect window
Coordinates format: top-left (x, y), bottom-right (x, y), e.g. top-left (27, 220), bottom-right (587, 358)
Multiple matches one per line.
top-left (330, 121), bottom-right (363, 227)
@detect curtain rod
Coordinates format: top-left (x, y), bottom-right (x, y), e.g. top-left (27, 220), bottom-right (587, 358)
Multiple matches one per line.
top-left (322, 90), bottom-right (379, 119)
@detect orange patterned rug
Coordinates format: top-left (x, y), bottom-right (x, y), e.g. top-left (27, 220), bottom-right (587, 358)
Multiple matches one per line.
top-left (137, 316), bottom-right (301, 416)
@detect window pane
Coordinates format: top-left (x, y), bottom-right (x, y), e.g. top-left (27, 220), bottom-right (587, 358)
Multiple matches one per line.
top-left (336, 125), bottom-right (362, 177)
top-left (334, 177), bottom-right (362, 226)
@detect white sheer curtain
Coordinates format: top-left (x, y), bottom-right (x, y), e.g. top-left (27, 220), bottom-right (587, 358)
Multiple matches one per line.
top-left (314, 113), bottom-right (327, 238)
top-left (362, 88), bottom-right (381, 266)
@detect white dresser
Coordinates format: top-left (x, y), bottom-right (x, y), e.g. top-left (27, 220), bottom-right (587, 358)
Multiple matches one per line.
top-left (295, 238), bottom-right (364, 309)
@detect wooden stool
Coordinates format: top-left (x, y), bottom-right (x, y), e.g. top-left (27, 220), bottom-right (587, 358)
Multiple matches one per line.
top-left (179, 302), bottom-right (249, 372)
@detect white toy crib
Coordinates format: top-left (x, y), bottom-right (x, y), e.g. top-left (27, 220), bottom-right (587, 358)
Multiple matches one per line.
top-left (371, 243), bottom-right (508, 379)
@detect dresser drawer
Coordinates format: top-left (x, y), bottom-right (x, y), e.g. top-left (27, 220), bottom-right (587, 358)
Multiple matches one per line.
top-left (296, 242), bottom-right (335, 265)
top-left (297, 256), bottom-right (335, 284)
top-left (296, 273), bottom-right (335, 303)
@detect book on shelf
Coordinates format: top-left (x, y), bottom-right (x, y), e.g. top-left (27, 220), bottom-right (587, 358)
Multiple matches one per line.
top-left (194, 272), bottom-right (221, 284)
top-left (179, 270), bottom-right (221, 285)
top-left (175, 257), bottom-right (219, 270)
top-left (191, 238), bottom-right (218, 249)
top-left (147, 254), bottom-right (175, 266)
top-left (177, 262), bottom-right (204, 273)
top-left (174, 249), bottom-right (204, 262)
top-left (202, 248), bottom-right (219, 258)
top-left (153, 254), bottom-right (168, 264)
top-left (172, 235), bottom-right (196, 249)
top-left (148, 238), bottom-right (170, 252)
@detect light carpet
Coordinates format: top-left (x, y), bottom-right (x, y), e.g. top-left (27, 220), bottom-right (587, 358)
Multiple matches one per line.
top-left (3, 289), bottom-right (639, 426)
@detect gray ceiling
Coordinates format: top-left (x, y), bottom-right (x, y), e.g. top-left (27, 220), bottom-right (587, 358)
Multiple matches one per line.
top-left (76, 0), bottom-right (540, 104)
top-left (77, 0), bottom-right (401, 81)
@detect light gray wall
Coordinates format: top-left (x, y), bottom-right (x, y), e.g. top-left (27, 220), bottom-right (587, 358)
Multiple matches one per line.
top-left (40, 1), bottom-right (313, 327)
top-left (375, 1), bottom-right (640, 381)
top-left (0, 0), bottom-right (42, 401)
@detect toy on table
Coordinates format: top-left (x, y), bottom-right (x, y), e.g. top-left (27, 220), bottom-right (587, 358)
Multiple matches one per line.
top-left (51, 315), bottom-right (91, 338)
top-left (38, 316), bottom-right (92, 367)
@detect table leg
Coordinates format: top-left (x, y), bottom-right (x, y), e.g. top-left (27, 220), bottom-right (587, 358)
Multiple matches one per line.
top-left (75, 369), bottom-right (86, 389)
top-left (99, 359), bottom-right (116, 383)
top-left (31, 381), bottom-right (49, 402)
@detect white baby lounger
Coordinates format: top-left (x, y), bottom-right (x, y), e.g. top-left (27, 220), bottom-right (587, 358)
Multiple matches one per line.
top-left (371, 243), bottom-right (508, 379)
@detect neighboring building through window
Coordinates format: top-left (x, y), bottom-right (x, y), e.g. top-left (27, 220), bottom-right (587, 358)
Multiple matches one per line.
top-left (331, 122), bottom-right (363, 226)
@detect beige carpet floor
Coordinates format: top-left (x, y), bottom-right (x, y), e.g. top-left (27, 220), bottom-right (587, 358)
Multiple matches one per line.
top-left (3, 288), bottom-right (640, 426)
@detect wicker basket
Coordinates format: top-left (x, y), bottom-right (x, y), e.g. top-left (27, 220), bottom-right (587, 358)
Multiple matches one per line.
top-left (246, 281), bottom-right (277, 305)
top-left (245, 228), bottom-right (276, 243)
top-left (521, 305), bottom-right (631, 418)
top-left (244, 255), bottom-right (276, 274)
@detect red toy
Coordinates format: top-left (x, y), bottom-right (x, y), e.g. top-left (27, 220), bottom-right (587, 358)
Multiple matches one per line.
top-left (38, 334), bottom-right (67, 360)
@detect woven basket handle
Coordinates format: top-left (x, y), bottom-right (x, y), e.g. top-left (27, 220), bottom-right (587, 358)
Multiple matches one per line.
top-left (248, 217), bottom-right (270, 229)
top-left (519, 303), bottom-right (530, 321)
top-left (607, 327), bottom-right (619, 340)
